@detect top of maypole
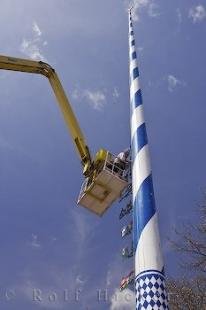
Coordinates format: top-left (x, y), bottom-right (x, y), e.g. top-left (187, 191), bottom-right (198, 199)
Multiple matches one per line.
top-left (128, 6), bottom-right (133, 17)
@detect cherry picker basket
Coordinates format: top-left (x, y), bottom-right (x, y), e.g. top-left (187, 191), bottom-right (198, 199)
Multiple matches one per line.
top-left (77, 152), bottom-right (128, 216)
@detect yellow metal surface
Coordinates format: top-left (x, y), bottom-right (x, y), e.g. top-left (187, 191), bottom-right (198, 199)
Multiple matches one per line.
top-left (0, 55), bottom-right (92, 174)
top-left (95, 149), bottom-right (107, 162)
top-left (0, 54), bottom-right (123, 217)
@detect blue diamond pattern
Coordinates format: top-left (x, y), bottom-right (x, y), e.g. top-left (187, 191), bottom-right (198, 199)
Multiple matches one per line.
top-left (135, 271), bottom-right (169, 309)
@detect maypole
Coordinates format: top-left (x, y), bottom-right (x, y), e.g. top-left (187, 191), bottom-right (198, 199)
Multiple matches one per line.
top-left (128, 8), bottom-right (169, 309)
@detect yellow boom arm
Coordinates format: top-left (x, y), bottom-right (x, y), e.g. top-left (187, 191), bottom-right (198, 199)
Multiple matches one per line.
top-left (0, 55), bottom-right (92, 175)
top-left (0, 55), bottom-right (129, 216)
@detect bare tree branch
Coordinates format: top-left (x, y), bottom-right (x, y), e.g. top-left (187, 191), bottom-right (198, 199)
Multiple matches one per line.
top-left (169, 206), bottom-right (206, 274)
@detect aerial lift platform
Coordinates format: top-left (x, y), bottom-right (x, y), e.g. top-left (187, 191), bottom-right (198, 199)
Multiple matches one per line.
top-left (78, 150), bottom-right (128, 216)
top-left (0, 55), bottom-right (128, 216)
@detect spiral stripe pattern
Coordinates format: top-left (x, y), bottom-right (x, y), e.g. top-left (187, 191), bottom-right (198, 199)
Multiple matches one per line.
top-left (128, 10), bottom-right (169, 309)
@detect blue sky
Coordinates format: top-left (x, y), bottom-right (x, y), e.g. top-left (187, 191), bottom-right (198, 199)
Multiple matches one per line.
top-left (0, 0), bottom-right (206, 309)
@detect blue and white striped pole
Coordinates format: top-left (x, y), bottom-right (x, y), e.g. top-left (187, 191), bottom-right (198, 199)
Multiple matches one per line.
top-left (128, 9), bottom-right (169, 309)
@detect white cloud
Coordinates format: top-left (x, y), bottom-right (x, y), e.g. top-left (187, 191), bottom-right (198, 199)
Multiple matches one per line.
top-left (112, 87), bottom-right (120, 104)
top-left (20, 21), bottom-right (47, 61)
top-left (189, 5), bottom-right (206, 23)
top-left (71, 210), bottom-right (98, 261)
top-left (72, 88), bottom-right (107, 111)
top-left (126, 0), bottom-right (160, 21)
top-left (73, 87), bottom-right (121, 109)
top-left (176, 8), bottom-right (182, 24)
top-left (137, 46), bottom-right (144, 53)
top-left (106, 270), bottom-right (112, 287)
top-left (30, 234), bottom-right (41, 249)
top-left (110, 288), bottom-right (135, 310)
top-left (147, 2), bottom-right (160, 18)
top-left (167, 74), bottom-right (185, 92)
top-left (84, 90), bottom-right (106, 110)
top-left (75, 275), bottom-right (86, 286)
top-left (72, 211), bottom-right (91, 243)
top-left (71, 88), bottom-right (80, 100)
top-left (20, 39), bottom-right (45, 61)
top-left (32, 21), bottom-right (42, 37)
top-left (112, 87), bottom-right (120, 100)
